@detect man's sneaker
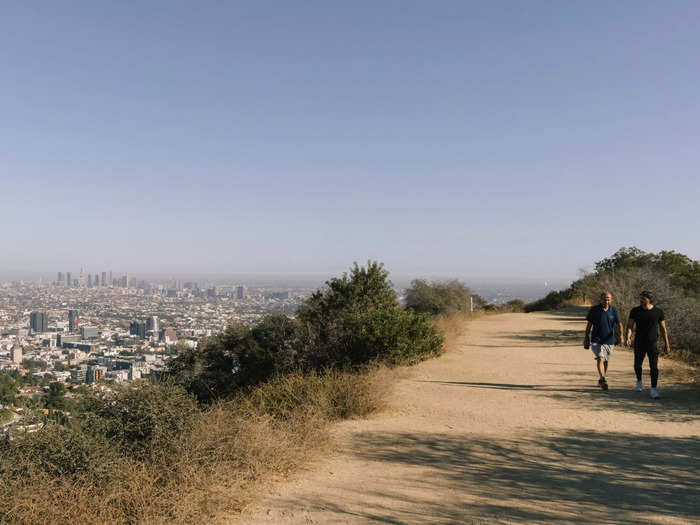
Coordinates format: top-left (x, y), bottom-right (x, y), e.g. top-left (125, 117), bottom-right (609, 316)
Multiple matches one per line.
top-left (650, 387), bottom-right (660, 399)
top-left (635, 380), bottom-right (643, 392)
top-left (598, 378), bottom-right (608, 390)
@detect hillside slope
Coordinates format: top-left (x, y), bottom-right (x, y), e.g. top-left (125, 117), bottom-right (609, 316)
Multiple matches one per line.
top-left (235, 309), bottom-right (699, 524)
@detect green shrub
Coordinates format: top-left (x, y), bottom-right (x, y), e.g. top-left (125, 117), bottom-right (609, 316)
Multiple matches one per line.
top-left (404, 279), bottom-right (471, 316)
top-left (167, 324), bottom-right (278, 402)
top-left (504, 299), bottom-right (525, 312)
top-left (0, 423), bottom-right (119, 482)
top-left (78, 381), bottom-right (199, 459)
top-left (165, 261), bottom-right (445, 401)
top-left (524, 289), bottom-right (574, 312)
top-left (296, 262), bottom-right (444, 368)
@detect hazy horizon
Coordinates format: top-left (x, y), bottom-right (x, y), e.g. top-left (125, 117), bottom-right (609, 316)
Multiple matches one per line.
top-left (2, 2), bottom-right (699, 279)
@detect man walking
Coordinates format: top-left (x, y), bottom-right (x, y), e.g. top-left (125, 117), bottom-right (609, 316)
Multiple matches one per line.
top-left (584, 291), bottom-right (623, 390)
top-left (626, 291), bottom-right (670, 399)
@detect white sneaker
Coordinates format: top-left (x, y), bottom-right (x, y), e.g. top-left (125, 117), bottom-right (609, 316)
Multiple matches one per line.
top-left (635, 380), bottom-right (643, 391)
top-left (650, 387), bottom-right (660, 399)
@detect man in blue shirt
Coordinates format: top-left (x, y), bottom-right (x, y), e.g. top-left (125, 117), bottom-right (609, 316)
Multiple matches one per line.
top-left (584, 291), bottom-right (623, 390)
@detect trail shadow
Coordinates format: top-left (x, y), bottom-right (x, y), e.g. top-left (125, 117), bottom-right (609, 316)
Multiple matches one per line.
top-left (542, 369), bottom-right (700, 423)
top-left (533, 306), bottom-right (588, 320)
top-left (281, 430), bottom-right (700, 524)
top-left (420, 374), bottom-right (698, 423)
top-left (420, 381), bottom-right (537, 390)
top-left (508, 329), bottom-right (581, 346)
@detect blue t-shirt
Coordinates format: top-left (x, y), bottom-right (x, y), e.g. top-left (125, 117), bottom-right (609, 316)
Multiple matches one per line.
top-left (586, 305), bottom-right (621, 345)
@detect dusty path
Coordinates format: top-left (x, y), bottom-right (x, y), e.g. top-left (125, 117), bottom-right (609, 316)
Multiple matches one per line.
top-left (236, 310), bottom-right (699, 524)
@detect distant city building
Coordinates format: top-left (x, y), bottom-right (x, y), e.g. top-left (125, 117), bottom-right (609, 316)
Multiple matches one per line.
top-left (146, 316), bottom-right (159, 334)
top-left (130, 321), bottom-right (147, 338)
top-left (121, 275), bottom-right (128, 288)
top-left (236, 286), bottom-right (245, 299)
top-left (264, 291), bottom-right (291, 300)
top-left (79, 267), bottom-right (85, 287)
top-left (101, 272), bottom-right (106, 287)
top-left (162, 327), bottom-right (177, 344)
top-left (70, 365), bottom-right (88, 383)
top-left (10, 344), bottom-right (22, 364)
top-left (80, 326), bottom-right (99, 339)
top-left (87, 274), bottom-right (92, 287)
top-left (68, 310), bottom-right (79, 332)
top-left (87, 365), bottom-right (107, 384)
top-left (29, 311), bottom-right (48, 333)
top-left (66, 272), bottom-right (72, 287)
top-left (42, 335), bottom-right (57, 348)
top-left (57, 272), bottom-right (64, 284)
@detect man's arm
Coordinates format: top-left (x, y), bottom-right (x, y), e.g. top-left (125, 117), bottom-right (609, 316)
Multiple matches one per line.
top-left (584, 321), bottom-right (592, 348)
top-left (616, 321), bottom-right (624, 345)
top-left (659, 320), bottom-right (670, 353)
top-left (626, 316), bottom-right (634, 346)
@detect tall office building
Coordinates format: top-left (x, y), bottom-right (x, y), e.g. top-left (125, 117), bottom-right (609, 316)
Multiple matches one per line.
top-left (109, 271), bottom-right (113, 285)
top-left (57, 272), bottom-right (64, 284)
top-left (29, 311), bottom-right (48, 333)
top-left (130, 321), bottom-right (147, 338)
top-left (87, 274), bottom-right (93, 287)
top-left (101, 272), bottom-right (106, 287)
top-left (121, 275), bottom-right (128, 288)
top-left (68, 310), bottom-right (79, 332)
top-left (79, 267), bottom-right (85, 287)
top-left (146, 316), bottom-right (159, 334)
top-left (66, 272), bottom-right (72, 287)
top-left (236, 286), bottom-right (245, 299)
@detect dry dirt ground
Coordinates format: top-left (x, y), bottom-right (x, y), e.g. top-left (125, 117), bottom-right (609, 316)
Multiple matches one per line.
top-left (235, 309), bottom-right (699, 524)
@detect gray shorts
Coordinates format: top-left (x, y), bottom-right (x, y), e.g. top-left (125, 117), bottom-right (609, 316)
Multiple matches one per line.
top-left (591, 343), bottom-right (614, 361)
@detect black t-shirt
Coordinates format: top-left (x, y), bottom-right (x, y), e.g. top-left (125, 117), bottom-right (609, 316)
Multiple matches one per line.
top-left (629, 306), bottom-right (665, 348)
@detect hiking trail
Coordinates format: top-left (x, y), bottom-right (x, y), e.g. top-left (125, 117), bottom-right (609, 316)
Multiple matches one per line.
top-left (236, 309), bottom-right (699, 524)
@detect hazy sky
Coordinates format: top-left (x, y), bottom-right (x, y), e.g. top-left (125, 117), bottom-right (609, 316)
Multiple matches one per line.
top-left (2, 1), bottom-right (699, 281)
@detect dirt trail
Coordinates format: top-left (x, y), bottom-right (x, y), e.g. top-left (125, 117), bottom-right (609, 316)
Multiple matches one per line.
top-left (236, 310), bottom-right (699, 524)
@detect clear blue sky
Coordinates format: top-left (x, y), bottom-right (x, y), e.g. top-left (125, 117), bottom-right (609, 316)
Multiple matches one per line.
top-left (2, 1), bottom-right (699, 280)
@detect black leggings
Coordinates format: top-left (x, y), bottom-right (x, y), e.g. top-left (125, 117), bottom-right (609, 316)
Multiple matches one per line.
top-left (634, 345), bottom-right (659, 388)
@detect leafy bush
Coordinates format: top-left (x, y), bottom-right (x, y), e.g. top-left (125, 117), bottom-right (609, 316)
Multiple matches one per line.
top-left (404, 279), bottom-right (471, 316)
top-left (524, 289), bottom-right (575, 312)
top-left (167, 262), bottom-right (444, 401)
top-left (167, 323), bottom-right (278, 403)
top-left (296, 262), bottom-right (443, 368)
top-left (0, 423), bottom-right (118, 482)
top-left (503, 299), bottom-right (525, 312)
top-left (78, 381), bottom-right (200, 459)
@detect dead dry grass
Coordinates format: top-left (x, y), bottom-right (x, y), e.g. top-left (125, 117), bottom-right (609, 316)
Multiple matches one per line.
top-left (0, 367), bottom-right (397, 525)
top-left (433, 314), bottom-right (469, 355)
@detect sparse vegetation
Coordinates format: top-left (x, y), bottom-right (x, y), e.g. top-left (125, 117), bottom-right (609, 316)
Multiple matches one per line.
top-left (404, 279), bottom-right (471, 316)
top-left (0, 262), bottom-right (463, 524)
top-left (0, 367), bottom-right (393, 524)
top-left (525, 247), bottom-right (700, 366)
